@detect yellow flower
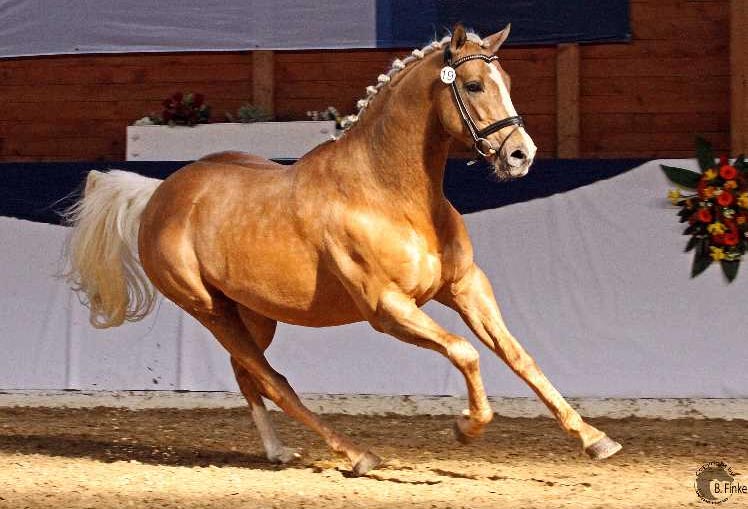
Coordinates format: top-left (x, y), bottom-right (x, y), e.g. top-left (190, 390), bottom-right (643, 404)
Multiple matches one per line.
top-left (704, 169), bottom-right (717, 180)
top-left (707, 222), bottom-right (726, 235)
top-left (724, 180), bottom-right (738, 190)
top-left (738, 192), bottom-right (748, 209)
top-left (704, 187), bottom-right (715, 199)
top-left (667, 189), bottom-right (681, 204)
top-left (710, 247), bottom-right (726, 261)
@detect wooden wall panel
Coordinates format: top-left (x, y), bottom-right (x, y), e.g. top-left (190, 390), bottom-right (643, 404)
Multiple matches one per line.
top-left (274, 50), bottom-right (401, 119)
top-left (556, 44), bottom-right (580, 158)
top-left (580, 0), bottom-right (730, 157)
top-left (731, 0), bottom-right (748, 153)
top-left (0, 53), bottom-right (254, 161)
top-left (0, 0), bottom-right (733, 161)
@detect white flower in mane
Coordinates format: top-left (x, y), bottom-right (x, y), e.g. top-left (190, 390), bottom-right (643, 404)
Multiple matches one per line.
top-left (338, 31), bottom-right (485, 137)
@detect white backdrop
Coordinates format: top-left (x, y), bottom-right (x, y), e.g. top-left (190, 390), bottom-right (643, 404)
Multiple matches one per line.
top-left (1, 160), bottom-right (745, 398)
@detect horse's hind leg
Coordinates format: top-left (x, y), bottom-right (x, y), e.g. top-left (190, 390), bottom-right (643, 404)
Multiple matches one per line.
top-left (230, 307), bottom-right (299, 464)
top-left (231, 359), bottom-right (300, 464)
top-left (195, 300), bottom-right (381, 476)
top-left (141, 239), bottom-right (378, 474)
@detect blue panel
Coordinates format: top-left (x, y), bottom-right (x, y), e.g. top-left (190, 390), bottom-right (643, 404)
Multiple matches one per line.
top-left (377, 0), bottom-right (630, 47)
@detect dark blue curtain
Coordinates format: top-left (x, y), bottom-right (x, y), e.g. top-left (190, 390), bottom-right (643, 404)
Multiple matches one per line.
top-left (376, 0), bottom-right (630, 47)
top-left (0, 159), bottom-right (646, 225)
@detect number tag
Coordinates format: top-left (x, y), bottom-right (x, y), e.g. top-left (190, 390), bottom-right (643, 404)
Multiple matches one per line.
top-left (440, 66), bottom-right (456, 84)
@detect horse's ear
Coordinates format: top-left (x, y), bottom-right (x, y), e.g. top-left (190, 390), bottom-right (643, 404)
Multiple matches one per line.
top-left (450, 24), bottom-right (468, 52)
top-left (484, 23), bottom-right (511, 53)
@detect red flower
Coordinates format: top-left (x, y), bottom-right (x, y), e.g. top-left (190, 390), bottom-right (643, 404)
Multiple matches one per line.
top-left (724, 232), bottom-right (739, 246)
top-left (697, 179), bottom-right (707, 198)
top-left (719, 154), bottom-right (729, 167)
top-left (696, 208), bottom-right (712, 222)
top-left (717, 191), bottom-right (734, 207)
top-left (720, 165), bottom-right (737, 180)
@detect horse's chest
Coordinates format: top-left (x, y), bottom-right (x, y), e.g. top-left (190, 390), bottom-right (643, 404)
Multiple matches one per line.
top-left (382, 230), bottom-right (443, 302)
top-left (340, 211), bottom-right (452, 303)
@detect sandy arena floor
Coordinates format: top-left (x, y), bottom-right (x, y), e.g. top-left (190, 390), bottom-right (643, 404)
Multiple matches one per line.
top-left (0, 407), bottom-right (745, 508)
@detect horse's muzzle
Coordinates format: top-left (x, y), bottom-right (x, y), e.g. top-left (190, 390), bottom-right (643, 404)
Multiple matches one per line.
top-left (491, 162), bottom-right (531, 182)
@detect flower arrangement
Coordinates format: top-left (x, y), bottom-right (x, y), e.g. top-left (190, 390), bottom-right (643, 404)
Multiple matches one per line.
top-left (225, 103), bottom-right (273, 123)
top-left (662, 138), bottom-right (748, 282)
top-left (134, 92), bottom-right (211, 126)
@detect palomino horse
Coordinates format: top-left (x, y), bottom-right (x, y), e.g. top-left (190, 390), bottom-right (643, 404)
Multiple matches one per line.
top-left (66, 25), bottom-right (621, 476)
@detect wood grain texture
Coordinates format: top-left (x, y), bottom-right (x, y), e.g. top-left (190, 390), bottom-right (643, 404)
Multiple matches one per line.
top-left (252, 51), bottom-right (274, 115)
top-left (731, 0), bottom-right (748, 153)
top-left (556, 44), bottom-right (580, 158)
top-left (0, 0), bottom-right (731, 161)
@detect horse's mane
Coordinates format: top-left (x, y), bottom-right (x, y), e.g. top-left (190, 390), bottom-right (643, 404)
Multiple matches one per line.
top-left (338, 31), bottom-right (486, 137)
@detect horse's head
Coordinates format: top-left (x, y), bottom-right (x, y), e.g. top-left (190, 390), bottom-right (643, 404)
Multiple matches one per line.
top-left (436, 25), bottom-right (536, 180)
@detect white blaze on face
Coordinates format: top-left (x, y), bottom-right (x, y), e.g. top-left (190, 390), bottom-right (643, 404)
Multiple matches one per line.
top-left (486, 62), bottom-right (537, 159)
top-left (487, 63), bottom-right (517, 117)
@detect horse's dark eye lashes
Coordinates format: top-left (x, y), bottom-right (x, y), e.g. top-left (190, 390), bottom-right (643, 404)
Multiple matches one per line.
top-left (465, 82), bottom-right (483, 93)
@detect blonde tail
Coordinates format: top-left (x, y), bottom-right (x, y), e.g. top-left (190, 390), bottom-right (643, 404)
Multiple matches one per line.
top-left (64, 170), bottom-right (162, 328)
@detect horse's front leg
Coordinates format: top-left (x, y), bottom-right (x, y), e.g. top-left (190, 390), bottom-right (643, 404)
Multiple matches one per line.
top-left (350, 288), bottom-right (495, 440)
top-left (437, 264), bottom-right (622, 460)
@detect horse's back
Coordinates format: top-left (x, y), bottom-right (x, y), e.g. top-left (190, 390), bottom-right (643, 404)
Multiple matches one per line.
top-left (198, 151), bottom-right (285, 171)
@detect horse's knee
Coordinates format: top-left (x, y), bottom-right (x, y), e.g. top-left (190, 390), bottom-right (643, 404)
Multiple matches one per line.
top-left (446, 338), bottom-right (480, 369)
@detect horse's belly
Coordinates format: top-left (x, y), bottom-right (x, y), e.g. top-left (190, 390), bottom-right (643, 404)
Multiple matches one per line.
top-left (216, 254), bottom-right (365, 327)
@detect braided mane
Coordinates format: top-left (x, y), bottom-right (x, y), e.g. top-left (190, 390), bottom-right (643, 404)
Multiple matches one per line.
top-left (338, 32), bottom-right (485, 136)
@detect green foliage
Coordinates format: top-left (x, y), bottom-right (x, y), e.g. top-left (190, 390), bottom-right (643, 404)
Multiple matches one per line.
top-left (661, 165), bottom-right (701, 189)
top-left (721, 260), bottom-right (739, 282)
top-left (229, 104), bottom-right (274, 123)
top-left (691, 240), bottom-right (711, 277)
top-left (695, 136), bottom-right (716, 172)
top-left (734, 154), bottom-right (746, 173)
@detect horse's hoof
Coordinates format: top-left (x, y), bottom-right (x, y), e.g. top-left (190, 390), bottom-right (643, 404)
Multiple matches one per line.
top-left (453, 421), bottom-right (476, 445)
top-left (268, 446), bottom-right (302, 464)
top-left (351, 451), bottom-right (382, 477)
top-left (585, 435), bottom-right (622, 460)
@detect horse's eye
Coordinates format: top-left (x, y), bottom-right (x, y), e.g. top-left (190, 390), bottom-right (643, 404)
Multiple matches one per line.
top-left (465, 81), bottom-right (483, 93)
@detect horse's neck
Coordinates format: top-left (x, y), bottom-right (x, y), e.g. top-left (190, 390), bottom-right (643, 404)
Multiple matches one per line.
top-left (326, 58), bottom-right (451, 212)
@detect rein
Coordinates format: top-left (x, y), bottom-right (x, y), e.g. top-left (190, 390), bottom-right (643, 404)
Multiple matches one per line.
top-left (442, 47), bottom-right (525, 160)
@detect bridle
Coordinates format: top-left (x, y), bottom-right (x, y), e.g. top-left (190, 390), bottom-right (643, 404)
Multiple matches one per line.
top-left (442, 46), bottom-right (525, 160)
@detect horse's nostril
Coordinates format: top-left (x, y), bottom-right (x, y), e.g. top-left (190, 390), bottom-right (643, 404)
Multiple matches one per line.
top-left (510, 149), bottom-right (526, 161)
